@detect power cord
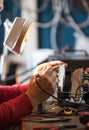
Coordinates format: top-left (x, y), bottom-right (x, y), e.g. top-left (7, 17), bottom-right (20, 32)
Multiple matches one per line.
top-left (0, 58), bottom-right (48, 83)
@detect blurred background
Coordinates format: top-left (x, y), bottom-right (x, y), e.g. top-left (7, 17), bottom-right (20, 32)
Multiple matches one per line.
top-left (0, 0), bottom-right (89, 85)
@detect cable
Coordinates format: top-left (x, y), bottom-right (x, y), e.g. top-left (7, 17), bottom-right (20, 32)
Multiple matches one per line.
top-left (36, 74), bottom-right (89, 111)
top-left (0, 66), bottom-right (35, 83)
top-left (18, 74), bottom-right (32, 83)
top-left (36, 74), bottom-right (59, 100)
top-left (0, 58), bottom-right (49, 83)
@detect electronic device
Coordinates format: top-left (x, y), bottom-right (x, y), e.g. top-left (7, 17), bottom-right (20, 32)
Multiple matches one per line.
top-left (57, 65), bottom-right (72, 101)
top-left (57, 66), bottom-right (89, 106)
top-left (48, 51), bottom-right (89, 70)
top-left (58, 64), bottom-right (65, 92)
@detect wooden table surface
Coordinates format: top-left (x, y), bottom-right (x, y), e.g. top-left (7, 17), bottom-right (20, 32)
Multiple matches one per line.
top-left (20, 114), bottom-right (85, 130)
top-left (19, 102), bottom-right (87, 130)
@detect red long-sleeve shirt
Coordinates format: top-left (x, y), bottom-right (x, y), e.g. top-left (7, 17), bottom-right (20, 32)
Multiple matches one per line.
top-left (0, 84), bottom-right (33, 129)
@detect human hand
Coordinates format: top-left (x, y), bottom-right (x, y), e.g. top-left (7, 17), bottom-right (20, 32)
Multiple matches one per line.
top-left (34, 60), bottom-right (67, 74)
top-left (26, 60), bottom-right (66, 107)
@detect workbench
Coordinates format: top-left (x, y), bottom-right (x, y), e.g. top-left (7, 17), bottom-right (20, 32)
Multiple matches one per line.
top-left (20, 114), bottom-right (85, 130)
top-left (19, 103), bottom-right (86, 130)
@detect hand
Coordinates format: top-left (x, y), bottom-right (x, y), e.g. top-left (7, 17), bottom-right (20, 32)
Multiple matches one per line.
top-left (26, 60), bottom-right (66, 107)
top-left (34, 60), bottom-right (67, 74)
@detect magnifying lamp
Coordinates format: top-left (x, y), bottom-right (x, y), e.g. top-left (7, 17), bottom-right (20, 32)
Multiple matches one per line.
top-left (3, 17), bottom-right (34, 55)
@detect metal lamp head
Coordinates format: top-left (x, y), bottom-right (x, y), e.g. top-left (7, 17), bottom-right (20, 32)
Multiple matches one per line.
top-left (4, 17), bottom-right (34, 55)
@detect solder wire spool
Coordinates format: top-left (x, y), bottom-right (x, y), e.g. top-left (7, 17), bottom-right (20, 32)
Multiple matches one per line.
top-left (64, 107), bottom-right (73, 115)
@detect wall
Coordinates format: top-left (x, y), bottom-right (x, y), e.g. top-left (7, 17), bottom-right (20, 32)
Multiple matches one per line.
top-left (38, 0), bottom-right (89, 54)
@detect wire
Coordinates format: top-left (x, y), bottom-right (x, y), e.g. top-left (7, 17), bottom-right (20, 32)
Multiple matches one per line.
top-left (18, 74), bottom-right (32, 83)
top-left (0, 58), bottom-right (49, 83)
top-left (36, 74), bottom-right (89, 110)
top-left (0, 66), bottom-right (36, 83)
top-left (36, 74), bottom-right (58, 100)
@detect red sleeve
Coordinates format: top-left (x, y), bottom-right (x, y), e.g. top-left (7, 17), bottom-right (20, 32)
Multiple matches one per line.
top-left (0, 93), bottom-right (33, 129)
top-left (0, 83), bottom-right (28, 103)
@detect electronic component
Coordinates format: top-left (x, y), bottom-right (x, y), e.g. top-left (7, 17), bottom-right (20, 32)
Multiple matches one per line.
top-left (64, 107), bottom-right (73, 115)
top-left (58, 64), bottom-right (65, 92)
top-left (57, 66), bottom-right (89, 106)
top-left (82, 68), bottom-right (89, 104)
top-left (57, 65), bottom-right (72, 100)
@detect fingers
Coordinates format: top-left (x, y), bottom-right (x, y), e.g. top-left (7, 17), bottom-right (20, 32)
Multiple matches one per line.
top-left (32, 60), bottom-right (66, 96)
top-left (49, 60), bottom-right (67, 67)
top-left (34, 61), bottom-right (65, 96)
top-left (26, 61), bottom-right (62, 107)
top-left (37, 63), bottom-right (60, 88)
top-left (38, 66), bottom-right (59, 94)
top-left (52, 65), bottom-right (59, 71)
top-left (34, 60), bottom-right (67, 74)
